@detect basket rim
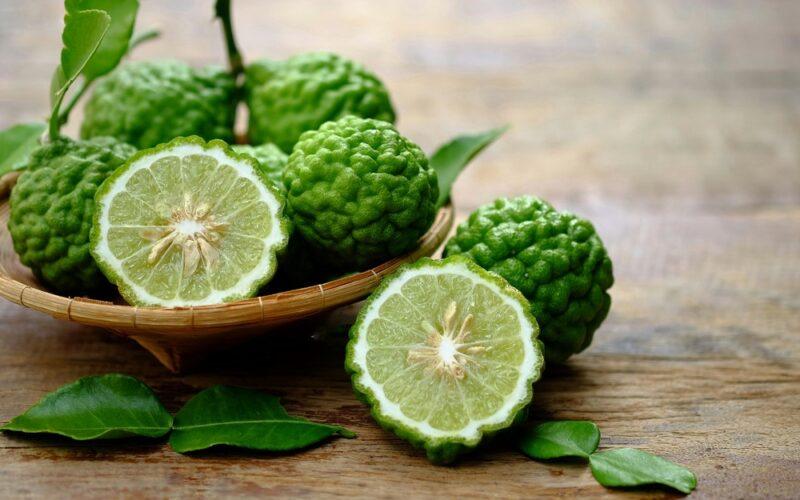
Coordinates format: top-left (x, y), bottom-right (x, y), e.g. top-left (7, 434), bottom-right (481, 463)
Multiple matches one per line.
top-left (0, 172), bottom-right (454, 332)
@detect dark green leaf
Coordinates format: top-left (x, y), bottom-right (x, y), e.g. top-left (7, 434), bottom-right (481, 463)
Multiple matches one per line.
top-left (0, 123), bottom-right (45, 176)
top-left (169, 386), bottom-right (355, 454)
top-left (430, 125), bottom-right (508, 207)
top-left (589, 448), bottom-right (697, 494)
top-left (66, 0), bottom-right (139, 79)
top-left (0, 374), bottom-right (172, 440)
top-left (518, 420), bottom-right (600, 460)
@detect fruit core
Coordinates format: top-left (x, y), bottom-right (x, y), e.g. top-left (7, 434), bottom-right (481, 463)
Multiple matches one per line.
top-left (406, 301), bottom-right (487, 379)
top-left (145, 194), bottom-right (227, 277)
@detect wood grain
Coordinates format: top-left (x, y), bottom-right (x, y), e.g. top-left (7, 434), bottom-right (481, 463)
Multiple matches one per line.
top-left (1, 0), bottom-right (799, 498)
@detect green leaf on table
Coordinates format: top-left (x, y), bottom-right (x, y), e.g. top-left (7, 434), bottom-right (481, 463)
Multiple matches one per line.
top-left (431, 125), bottom-right (508, 208)
top-left (589, 448), bottom-right (697, 494)
top-left (169, 386), bottom-right (355, 454)
top-left (0, 123), bottom-right (46, 176)
top-left (518, 420), bottom-right (600, 460)
top-left (0, 374), bottom-right (172, 440)
top-left (65, 0), bottom-right (139, 79)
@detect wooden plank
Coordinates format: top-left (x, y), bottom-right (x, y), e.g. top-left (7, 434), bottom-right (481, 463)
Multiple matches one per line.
top-left (0, 211), bottom-right (798, 498)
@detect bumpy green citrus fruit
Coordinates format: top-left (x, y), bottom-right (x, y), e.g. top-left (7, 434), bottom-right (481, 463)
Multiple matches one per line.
top-left (346, 256), bottom-right (544, 464)
top-left (245, 52), bottom-right (396, 152)
top-left (232, 143), bottom-right (287, 189)
top-left (8, 137), bottom-right (136, 295)
top-left (81, 60), bottom-right (236, 149)
top-left (444, 196), bottom-right (613, 363)
top-left (283, 116), bottom-right (438, 269)
top-left (91, 137), bottom-right (290, 307)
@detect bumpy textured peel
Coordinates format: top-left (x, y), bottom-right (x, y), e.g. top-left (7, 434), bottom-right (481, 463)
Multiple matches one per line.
top-left (90, 136), bottom-right (290, 307)
top-left (8, 137), bottom-right (135, 295)
top-left (284, 116), bottom-right (438, 270)
top-left (245, 52), bottom-right (396, 152)
top-left (81, 60), bottom-right (236, 149)
top-left (346, 256), bottom-right (545, 464)
top-left (232, 143), bottom-right (288, 190)
top-left (445, 196), bottom-right (613, 363)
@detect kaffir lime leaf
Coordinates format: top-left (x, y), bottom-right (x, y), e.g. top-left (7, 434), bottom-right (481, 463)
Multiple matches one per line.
top-left (346, 256), bottom-right (544, 464)
top-left (90, 136), bottom-right (289, 307)
top-left (444, 196), bottom-right (614, 363)
top-left (8, 137), bottom-right (135, 295)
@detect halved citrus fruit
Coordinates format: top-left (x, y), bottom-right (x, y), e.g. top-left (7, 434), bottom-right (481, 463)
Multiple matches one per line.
top-left (91, 136), bottom-right (289, 307)
top-left (346, 256), bottom-right (544, 463)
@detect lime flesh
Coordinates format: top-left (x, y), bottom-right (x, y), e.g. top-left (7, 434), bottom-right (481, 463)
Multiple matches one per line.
top-left (347, 256), bottom-right (543, 463)
top-left (91, 137), bottom-right (289, 307)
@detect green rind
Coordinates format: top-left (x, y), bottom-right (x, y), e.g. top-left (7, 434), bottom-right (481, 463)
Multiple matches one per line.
top-left (345, 255), bottom-right (545, 464)
top-left (245, 52), bottom-right (396, 152)
top-left (80, 60), bottom-right (237, 149)
top-left (90, 136), bottom-right (291, 307)
top-left (7, 136), bottom-right (135, 295)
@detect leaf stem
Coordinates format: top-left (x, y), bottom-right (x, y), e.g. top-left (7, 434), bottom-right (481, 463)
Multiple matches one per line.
top-left (128, 28), bottom-right (161, 52)
top-left (48, 92), bottom-right (66, 141)
top-left (215, 0), bottom-right (244, 79)
top-left (57, 78), bottom-right (92, 127)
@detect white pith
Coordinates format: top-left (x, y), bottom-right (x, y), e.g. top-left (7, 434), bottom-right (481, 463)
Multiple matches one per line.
top-left (94, 144), bottom-right (285, 307)
top-left (352, 261), bottom-right (540, 441)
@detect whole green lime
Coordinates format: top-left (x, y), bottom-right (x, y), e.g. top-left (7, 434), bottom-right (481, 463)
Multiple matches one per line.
top-left (245, 52), bottom-right (396, 152)
top-left (444, 196), bottom-right (613, 363)
top-left (232, 143), bottom-right (288, 189)
top-left (283, 116), bottom-right (438, 269)
top-left (80, 60), bottom-right (236, 149)
top-left (8, 137), bottom-right (136, 295)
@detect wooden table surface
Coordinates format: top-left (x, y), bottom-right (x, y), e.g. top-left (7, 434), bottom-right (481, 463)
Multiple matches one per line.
top-left (1, 1), bottom-right (799, 498)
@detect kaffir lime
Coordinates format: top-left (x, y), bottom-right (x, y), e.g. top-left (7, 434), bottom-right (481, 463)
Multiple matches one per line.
top-left (90, 137), bottom-right (289, 307)
top-left (445, 196), bottom-right (613, 363)
top-left (8, 137), bottom-right (135, 295)
top-left (346, 256), bottom-right (544, 463)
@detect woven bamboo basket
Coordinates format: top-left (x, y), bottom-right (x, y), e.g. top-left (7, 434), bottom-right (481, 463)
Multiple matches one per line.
top-left (0, 172), bottom-right (454, 372)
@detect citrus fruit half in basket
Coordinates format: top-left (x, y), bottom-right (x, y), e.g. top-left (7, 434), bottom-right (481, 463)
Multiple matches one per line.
top-left (90, 136), bottom-right (289, 307)
top-left (345, 256), bottom-right (544, 464)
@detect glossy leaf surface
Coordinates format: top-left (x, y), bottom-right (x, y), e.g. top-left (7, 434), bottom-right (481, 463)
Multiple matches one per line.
top-left (1, 374), bottom-right (172, 440)
top-left (170, 386), bottom-right (355, 454)
top-left (431, 125), bottom-right (508, 207)
top-left (518, 420), bottom-right (601, 460)
top-left (590, 448), bottom-right (697, 494)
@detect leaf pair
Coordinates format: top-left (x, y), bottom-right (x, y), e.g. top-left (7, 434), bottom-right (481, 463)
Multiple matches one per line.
top-left (518, 421), bottom-right (697, 494)
top-left (0, 375), bottom-right (353, 455)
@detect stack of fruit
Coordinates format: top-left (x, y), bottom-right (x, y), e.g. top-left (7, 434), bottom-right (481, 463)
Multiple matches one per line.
top-left (0, 1), bottom-right (613, 463)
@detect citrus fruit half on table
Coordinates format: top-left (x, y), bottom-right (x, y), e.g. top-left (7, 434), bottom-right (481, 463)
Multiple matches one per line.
top-left (90, 136), bottom-right (289, 307)
top-left (346, 256), bottom-right (544, 463)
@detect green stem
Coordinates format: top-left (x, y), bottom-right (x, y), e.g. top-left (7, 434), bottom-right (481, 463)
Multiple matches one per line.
top-left (215, 0), bottom-right (244, 78)
top-left (128, 29), bottom-right (161, 52)
top-left (57, 79), bottom-right (92, 127)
